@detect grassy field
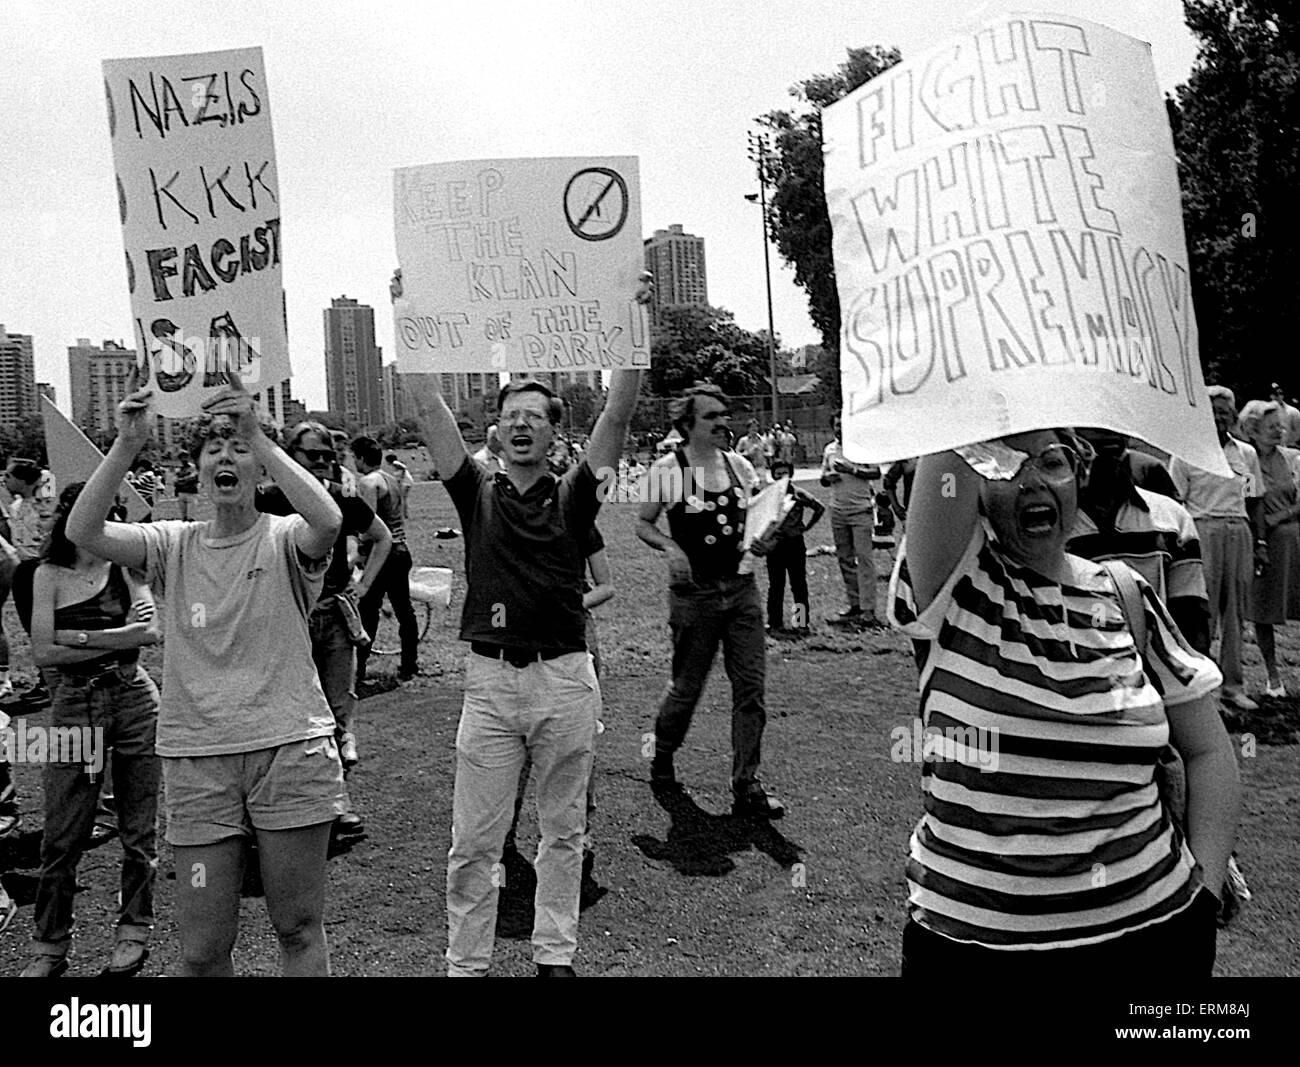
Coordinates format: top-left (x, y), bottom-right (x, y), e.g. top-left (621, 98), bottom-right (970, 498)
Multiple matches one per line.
top-left (2, 461), bottom-right (1298, 976)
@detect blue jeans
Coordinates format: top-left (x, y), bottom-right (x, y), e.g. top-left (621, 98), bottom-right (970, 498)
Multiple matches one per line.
top-left (33, 664), bottom-right (161, 952)
top-left (309, 600), bottom-right (357, 736)
top-left (446, 650), bottom-right (599, 975)
top-left (654, 575), bottom-right (767, 789)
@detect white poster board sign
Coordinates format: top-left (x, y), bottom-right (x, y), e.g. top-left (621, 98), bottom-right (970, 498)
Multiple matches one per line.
top-left (824, 14), bottom-right (1229, 475)
top-left (103, 47), bottom-right (287, 417)
top-left (393, 156), bottom-right (649, 373)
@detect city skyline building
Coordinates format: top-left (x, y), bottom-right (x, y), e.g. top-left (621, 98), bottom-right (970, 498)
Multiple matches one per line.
top-left (0, 324), bottom-right (38, 426)
top-left (323, 296), bottom-right (383, 426)
top-left (643, 224), bottom-right (708, 317)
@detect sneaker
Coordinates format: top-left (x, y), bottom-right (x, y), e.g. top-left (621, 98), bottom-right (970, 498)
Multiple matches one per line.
top-left (398, 665), bottom-right (419, 682)
top-left (732, 780), bottom-right (786, 819)
top-left (339, 732), bottom-right (359, 771)
top-left (1222, 691), bottom-right (1260, 712)
top-left (536, 963), bottom-right (577, 977)
top-left (334, 812), bottom-right (366, 838)
top-left (14, 683), bottom-right (50, 712)
top-left (827, 607), bottom-right (863, 627)
top-left (0, 810), bottom-right (19, 840)
top-left (1264, 681), bottom-right (1287, 699)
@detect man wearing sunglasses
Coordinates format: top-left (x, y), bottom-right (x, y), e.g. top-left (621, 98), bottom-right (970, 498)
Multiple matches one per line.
top-left (257, 422), bottom-right (392, 834)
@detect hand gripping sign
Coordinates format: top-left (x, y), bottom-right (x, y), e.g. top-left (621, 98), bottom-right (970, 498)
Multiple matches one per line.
top-left (103, 46), bottom-right (288, 418)
top-left (393, 156), bottom-right (650, 373)
top-left (823, 13), bottom-right (1230, 476)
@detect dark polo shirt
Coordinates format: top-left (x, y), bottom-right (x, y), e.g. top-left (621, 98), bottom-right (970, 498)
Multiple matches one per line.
top-left (445, 456), bottom-right (598, 652)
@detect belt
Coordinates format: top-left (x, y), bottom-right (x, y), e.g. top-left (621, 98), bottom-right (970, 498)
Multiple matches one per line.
top-left (471, 642), bottom-right (571, 668)
top-left (60, 662), bottom-right (138, 688)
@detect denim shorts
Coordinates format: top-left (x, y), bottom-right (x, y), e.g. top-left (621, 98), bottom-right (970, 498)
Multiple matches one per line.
top-left (162, 735), bottom-right (347, 846)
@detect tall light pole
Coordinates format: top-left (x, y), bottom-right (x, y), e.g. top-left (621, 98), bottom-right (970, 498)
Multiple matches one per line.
top-left (746, 128), bottom-right (780, 427)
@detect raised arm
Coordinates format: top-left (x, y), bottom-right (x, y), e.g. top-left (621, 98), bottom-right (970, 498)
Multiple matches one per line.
top-left (204, 371), bottom-right (341, 559)
top-left (66, 375), bottom-right (151, 570)
top-left (907, 452), bottom-right (981, 612)
top-left (581, 273), bottom-right (653, 475)
top-left (391, 268), bottom-right (470, 480)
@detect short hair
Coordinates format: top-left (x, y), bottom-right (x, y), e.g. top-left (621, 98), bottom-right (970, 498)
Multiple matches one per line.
top-left (351, 435), bottom-right (383, 466)
top-left (283, 420), bottom-right (334, 455)
top-left (5, 458), bottom-right (41, 484)
top-left (497, 379), bottom-right (563, 424)
top-left (186, 412), bottom-right (277, 460)
top-left (669, 383), bottom-right (728, 442)
top-left (384, 452), bottom-right (398, 464)
top-left (770, 459), bottom-right (794, 477)
top-left (1207, 385), bottom-right (1237, 407)
top-left (1238, 399), bottom-right (1282, 440)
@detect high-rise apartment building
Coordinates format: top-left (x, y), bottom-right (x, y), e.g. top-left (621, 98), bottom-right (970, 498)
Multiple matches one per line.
top-left (0, 324), bottom-right (38, 425)
top-left (323, 296), bottom-right (383, 426)
top-left (68, 337), bottom-right (136, 441)
top-left (643, 224), bottom-right (708, 316)
top-left (253, 379), bottom-right (304, 427)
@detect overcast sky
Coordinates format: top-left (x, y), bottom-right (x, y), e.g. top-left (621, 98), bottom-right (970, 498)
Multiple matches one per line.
top-left (1, 0), bottom-right (1200, 412)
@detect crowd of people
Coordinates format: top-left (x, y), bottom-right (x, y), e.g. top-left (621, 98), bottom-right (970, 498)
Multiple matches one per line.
top-left (0, 329), bottom-right (1294, 973)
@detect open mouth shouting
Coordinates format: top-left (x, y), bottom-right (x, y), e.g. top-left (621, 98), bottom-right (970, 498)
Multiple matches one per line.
top-left (212, 469), bottom-right (240, 492)
top-left (1018, 499), bottom-right (1059, 537)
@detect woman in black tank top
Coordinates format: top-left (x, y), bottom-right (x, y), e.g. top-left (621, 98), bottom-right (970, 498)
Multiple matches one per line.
top-left (19, 482), bottom-right (162, 977)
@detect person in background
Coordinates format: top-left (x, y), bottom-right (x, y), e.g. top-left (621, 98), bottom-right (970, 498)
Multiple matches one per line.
top-left (1238, 400), bottom-right (1300, 697)
top-left (472, 425), bottom-right (505, 476)
top-left (1125, 444), bottom-right (1182, 501)
top-left (759, 458), bottom-right (825, 636)
top-left (737, 419), bottom-right (770, 483)
top-left (821, 414), bottom-right (883, 629)
top-left (882, 456), bottom-right (918, 535)
top-left (3, 458), bottom-right (55, 709)
top-left (1270, 383), bottom-right (1300, 448)
top-left (125, 460), bottom-right (159, 523)
top-left (893, 432), bottom-right (1239, 978)
top-left (1170, 387), bottom-right (1266, 712)
top-left (637, 384), bottom-right (784, 818)
top-left (351, 436), bottom-right (420, 684)
top-left (68, 369), bottom-right (346, 977)
top-left (1069, 428), bottom-right (1211, 655)
top-left (174, 456), bottom-right (199, 521)
top-left (20, 482), bottom-right (162, 978)
top-left (384, 453), bottom-right (414, 519)
top-left (258, 422), bottom-right (393, 834)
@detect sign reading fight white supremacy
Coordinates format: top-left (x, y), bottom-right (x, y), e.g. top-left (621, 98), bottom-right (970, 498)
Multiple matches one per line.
top-left (393, 157), bottom-right (649, 373)
top-left (103, 47), bottom-right (287, 418)
top-left (824, 15), bottom-right (1229, 475)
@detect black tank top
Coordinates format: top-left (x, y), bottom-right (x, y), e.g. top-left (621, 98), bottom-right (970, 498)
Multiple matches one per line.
top-left (52, 564), bottom-right (138, 670)
top-left (665, 448), bottom-right (748, 581)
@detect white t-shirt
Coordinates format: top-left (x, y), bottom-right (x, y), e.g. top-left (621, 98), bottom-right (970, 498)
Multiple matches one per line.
top-left (141, 514), bottom-right (335, 757)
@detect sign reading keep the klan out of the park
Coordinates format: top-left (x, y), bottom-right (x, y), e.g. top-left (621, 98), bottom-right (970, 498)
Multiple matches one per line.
top-left (393, 157), bottom-right (650, 373)
top-left (824, 14), bottom-right (1230, 476)
top-left (103, 47), bottom-right (287, 418)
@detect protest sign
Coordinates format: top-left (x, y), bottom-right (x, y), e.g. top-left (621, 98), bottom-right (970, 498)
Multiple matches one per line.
top-left (40, 396), bottom-right (151, 520)
top-left (103, 47), bottom-right (287, 418)
top-left (824, 14), bottom-right (1229, 475)
top-left (393, 157), bottom-right (649, 373)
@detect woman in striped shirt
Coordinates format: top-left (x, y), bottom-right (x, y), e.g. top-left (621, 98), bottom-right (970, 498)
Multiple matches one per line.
top-left (890, 429), bottom-right (1241, 978)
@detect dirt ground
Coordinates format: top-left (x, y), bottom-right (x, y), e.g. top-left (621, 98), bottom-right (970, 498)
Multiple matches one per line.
top-left (2, 469), bottom-right (1297, 977)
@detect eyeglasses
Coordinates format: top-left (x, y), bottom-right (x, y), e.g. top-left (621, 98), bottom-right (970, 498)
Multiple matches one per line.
top-left (297, 448), bottom-right (337, 463)
top-left (1016, 444), bottom-right (1082, 483)
top-left (502, 410), bottom-right (550, 428)
top-left (699, 409), bottom-right (731, 421)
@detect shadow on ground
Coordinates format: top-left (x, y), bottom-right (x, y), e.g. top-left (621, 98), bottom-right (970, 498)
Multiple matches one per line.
top-left (630, 780), bottom-right (803, 877)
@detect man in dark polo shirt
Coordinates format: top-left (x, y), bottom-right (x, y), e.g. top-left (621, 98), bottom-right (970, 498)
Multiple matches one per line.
top-left (408, 272), bottom-right (650, 977)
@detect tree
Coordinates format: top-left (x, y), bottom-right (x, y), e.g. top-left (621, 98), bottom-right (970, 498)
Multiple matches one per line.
top-left (1172, 1), bottom-right (1300, 397)
top-left (561, 382), bottom-right (598, 432)
top-left (0, 414), bottom-right (47, 465)
top-left (648, 304), bottom-right (778, 398)
top-left (758, 46), bottom-right (903, 404)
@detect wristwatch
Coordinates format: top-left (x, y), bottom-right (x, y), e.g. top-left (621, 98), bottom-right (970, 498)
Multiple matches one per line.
top-left (76, 631), bottom-right (89, 646)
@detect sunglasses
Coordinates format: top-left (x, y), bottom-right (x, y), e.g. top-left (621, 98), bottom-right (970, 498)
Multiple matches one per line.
top-left (297, 448), bottom-right (337, 463)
